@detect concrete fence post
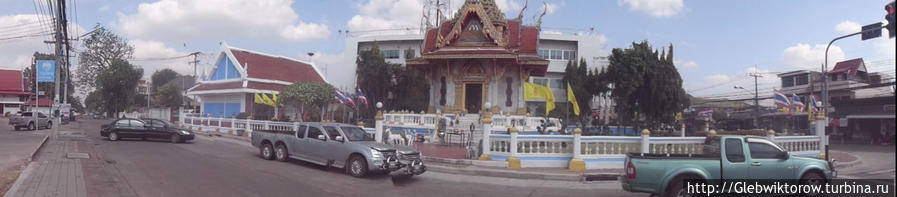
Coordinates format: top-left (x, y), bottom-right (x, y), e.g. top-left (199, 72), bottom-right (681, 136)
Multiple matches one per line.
top-left (479, 111), bottom-right (493, 160)
top-left (246, 116), bottom-right (253, 137)
top-left (178, 107), bottom-right (185, 126)
top-left (815, 119), bottom-right (826, 152)
top-left (767, 129), bottom-right (776, 142)
top-left (507, 127), bottom-right (520, 168)
top-left (640, 129), bottom-right (651, 154)
top-left (375, 111), bottom-right (384, 143)
top-left (569, 128), bottom-right (585, 171)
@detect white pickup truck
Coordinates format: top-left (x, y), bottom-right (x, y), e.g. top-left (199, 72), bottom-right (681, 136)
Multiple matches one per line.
top-left (9, 111), bottom-right (52, 131)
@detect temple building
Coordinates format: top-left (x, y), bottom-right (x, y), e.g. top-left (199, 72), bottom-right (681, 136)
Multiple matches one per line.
top-left (344, 0), bottom-right (612, 117)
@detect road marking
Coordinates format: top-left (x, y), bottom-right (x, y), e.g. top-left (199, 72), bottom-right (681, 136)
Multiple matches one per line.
top-left (865, 169), bottom-right (895, 175)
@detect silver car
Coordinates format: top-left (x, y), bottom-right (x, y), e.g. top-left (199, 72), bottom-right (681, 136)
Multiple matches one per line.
top-left (251, 122), bottom-right (426, 178)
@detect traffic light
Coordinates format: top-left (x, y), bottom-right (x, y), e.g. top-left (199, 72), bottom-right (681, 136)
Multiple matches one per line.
top-left (887, 1), bottom-right (896, 38)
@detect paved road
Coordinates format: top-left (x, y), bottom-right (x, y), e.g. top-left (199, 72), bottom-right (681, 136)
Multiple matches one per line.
top-left (830, 143), bottom-right (896, 180)
top-left (69, 118), bottom-right (631, 197)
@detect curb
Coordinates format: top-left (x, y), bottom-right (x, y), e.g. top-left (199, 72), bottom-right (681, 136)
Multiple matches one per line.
top-left (426, 164), bottom-right (584, 182)
top-left (833, 153), bottom-right (863, 169)
top-left (27, 135), bottom-right (49, 162)
top-left (422, 156), bottom-right (621, 182)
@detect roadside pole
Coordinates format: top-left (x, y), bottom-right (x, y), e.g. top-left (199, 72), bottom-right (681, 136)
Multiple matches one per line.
top-left (821, 24), bottom-right (885, 161)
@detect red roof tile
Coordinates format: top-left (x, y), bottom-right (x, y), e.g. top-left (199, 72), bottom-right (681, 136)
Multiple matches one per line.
top-left (230, 49), bottom-right (325, 83)
top-left (0, 69), bottom-right (26, 93)
top-left (830, 58), bottom-right (865, 75)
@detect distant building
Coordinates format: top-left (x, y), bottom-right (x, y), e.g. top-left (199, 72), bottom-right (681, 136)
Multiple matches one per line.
top-left (344, 4), bottom-right (612, 119)
top-left (0, 68), bottom-right (29, 115)
top-left (775, 58), bottom-right (894, 142)
top-left (187, 43), bottom-right (327, 118)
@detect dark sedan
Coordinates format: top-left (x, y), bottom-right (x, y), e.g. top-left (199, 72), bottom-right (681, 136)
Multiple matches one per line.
top-left (100, 118), bottom-right (194, 143)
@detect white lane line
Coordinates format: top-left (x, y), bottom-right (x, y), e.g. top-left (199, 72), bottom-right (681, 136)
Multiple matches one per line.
top-left (865, 169), bottom-right (895, 175)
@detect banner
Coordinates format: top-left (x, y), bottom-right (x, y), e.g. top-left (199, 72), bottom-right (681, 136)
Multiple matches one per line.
top-left (36, 60), bottom-right (55, 82)
top-left (566, 83), bottom-right (580, 115)
top-left (523, 82), bottom-right (555, 115)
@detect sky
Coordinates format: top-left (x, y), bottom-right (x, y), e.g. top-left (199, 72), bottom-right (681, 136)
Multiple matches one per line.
top-left (0, 0), bottom-right (894, 101)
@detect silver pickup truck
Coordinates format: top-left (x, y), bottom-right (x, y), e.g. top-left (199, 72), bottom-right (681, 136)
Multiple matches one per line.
top-left (250, 122), bottom-right (426, 178)
top-left (9, 111), bottom-right (52, 131)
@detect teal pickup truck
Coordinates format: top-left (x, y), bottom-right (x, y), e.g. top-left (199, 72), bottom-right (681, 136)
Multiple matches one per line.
top-left (620, 135), bottom-right (836, 197)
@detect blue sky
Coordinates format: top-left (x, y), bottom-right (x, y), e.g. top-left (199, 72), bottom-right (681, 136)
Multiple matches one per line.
top-left (0, 0), bottom-right (894, 99)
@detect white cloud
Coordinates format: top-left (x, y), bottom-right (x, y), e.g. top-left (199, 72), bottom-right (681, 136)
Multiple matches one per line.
top-left (782, 43), bottom-right (845, 69)
top-left (0, 14), bottom-right (85, 70)
top-left (347, 0), bottom-right (536, 36)
top-left (128, 40), bottom-right (200, 79)
top-left (835, 20), bottom-right (895, 58)
top-left (835, 20), bottom-right (860, 34)
top-left (704, 74), bottom-right (731, 85)
top-left (544, 2), bottom-right (559, 15)
top-left (673, 59), bottom-right (698, 69)
top-left (98, 5), bottom-right (111, 12)
top-left (618, 0), bottom-right (684, 17)
top-left (117, 0), bottom-right (330, 42)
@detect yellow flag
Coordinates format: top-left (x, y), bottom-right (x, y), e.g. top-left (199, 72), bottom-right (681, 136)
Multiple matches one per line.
top-left (675, 112), bottom-right (683, 121)
top-left (567, 83), bottom-right (580, 116)
top-left (261, 94), bottom-right (276, 107)
top-left (524, 82), bottom-right (555, 115)
top-left (254, 93), bottom-right (265, 105)
top-left (271, 94), bottom-right (283, 107)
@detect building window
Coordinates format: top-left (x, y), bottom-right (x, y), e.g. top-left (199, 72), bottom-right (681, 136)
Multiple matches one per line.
top-left (550, 79), bottom-right (564, 89)
top-left (795, 74), bottom-right (809, 86)
top-left (383, 50), bottom-right (400, 59)
top-left (550, 50), bottom-right (562, 60)
top-left (538, 49), bottom-right (549, 59)
top-left (782, 76), bottom-right (794, 87)
top-left (563, 50), bottom-right (576, 60)
top-left (532, 78), bottom-right (548, 86)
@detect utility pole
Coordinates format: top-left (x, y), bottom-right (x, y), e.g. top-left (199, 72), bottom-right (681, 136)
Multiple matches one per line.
top-left (188, 51), bottom-right (200, 112)
top-left (749, 69), bottom-right (761, 129)
top-left (52, 0), bottom-right (68, 131)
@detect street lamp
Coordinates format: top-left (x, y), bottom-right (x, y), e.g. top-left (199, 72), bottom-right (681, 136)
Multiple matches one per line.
top-left (734, 86), bottom-right (759, 129)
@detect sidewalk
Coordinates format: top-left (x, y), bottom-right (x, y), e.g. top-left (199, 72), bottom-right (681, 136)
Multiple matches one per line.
top-left (0, 119), bottom-right (49, 195)
top-left (3, 122), bottom-right (89, 197)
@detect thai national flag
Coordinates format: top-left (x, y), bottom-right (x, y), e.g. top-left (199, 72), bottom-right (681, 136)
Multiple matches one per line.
top-left (809, 94), bottom-right (821, 112)
top-left (697, 109), bottom-right (713, 117)
top-left (792, 94), bottom-right (805, 112)
top-left (335, 89), bottom-right (356, 108)
top-left (356, 87), bottom-right (368, 108)
top-left (774, 91), bottom-right (792, 113)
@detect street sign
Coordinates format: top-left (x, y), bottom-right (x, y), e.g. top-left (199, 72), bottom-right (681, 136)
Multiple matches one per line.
top-left (861, 22), bottom-right (883, 40)
top-left (38, 91), bottom-right (45, 96)
top-left (36, 60), bottom-right (56, 82)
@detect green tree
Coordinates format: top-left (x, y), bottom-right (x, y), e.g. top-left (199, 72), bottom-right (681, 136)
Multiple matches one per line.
top-left (355, 42), bottom-right (404, 118)
top-left (76, 24), bottom-right (135, 93)
top-left (604, 41), bottom-right (688, 130)
top-left (278, 81), bottom-right (335, 121)
top-left (153, 83), bottom-right (183, 108)
top-left (96, 59), bottom-right (143, 117)
top-left (151, 68), bottom-right (179, 92)
top-left (393, 69), bottom-right (430, 112)
top-left (84, 91), bottom-right (105, 115)
top-left (562, 58), bottom-right (593, 128)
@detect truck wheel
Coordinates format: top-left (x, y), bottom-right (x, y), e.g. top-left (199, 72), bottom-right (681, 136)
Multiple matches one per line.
top-left (665, 175), bottom-right (704, 197)
top-left (274, 144), bottom-right (289, 162)
top-left (347, 155), bottom-right (368, 178)
top-left (13, 126), bottom-right (19, 131)
top-left (800, 172), bottom-right (825, 185)
top-left (260, 143), bottom-right (274, 160)
top-left (46, 122), bottom-right (52, 129)
top-left (109, 132), bottom-right (119, 141)
top-left (28, 122), bottom-right (35, 131)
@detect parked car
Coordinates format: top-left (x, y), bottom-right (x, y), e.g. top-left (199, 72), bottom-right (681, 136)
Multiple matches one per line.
top-left (100, 118), bottom-right (194, 143)
top-left (9, 111), bottom-right (52, 131)
top-left (621, 135), bottom-right (836, 197)
top-left (250, 122), bottom-right (426, 178)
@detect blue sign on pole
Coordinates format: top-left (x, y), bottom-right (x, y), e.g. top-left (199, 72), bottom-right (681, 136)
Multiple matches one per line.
top-left (36, 60), bottom-right (55, 82)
